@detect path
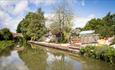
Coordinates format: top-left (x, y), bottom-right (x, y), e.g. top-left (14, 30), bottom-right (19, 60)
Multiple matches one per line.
top-left (28, 41), bottom-right (80, 53)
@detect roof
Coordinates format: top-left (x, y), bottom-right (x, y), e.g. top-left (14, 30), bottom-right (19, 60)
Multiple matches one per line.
top-left (12, 33), bottom-right (23, 37)
top-left (80, 30), bottom-right (95, 35)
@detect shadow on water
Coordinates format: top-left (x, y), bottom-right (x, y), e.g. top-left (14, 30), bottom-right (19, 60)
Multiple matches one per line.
top-left (0, 44), bottom-right (115, 70)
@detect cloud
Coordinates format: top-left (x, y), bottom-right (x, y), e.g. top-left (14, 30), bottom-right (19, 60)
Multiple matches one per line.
top-left (0, 0), bottom-right (17, 14)
top-left (13, 0), bottom-right (28, 15)
top-left (0, 9), bottom-right (23, 32)
top-left (0, 1), bottom-right (26, 32)
top-left (0, 0), bottom-right (28, 32)
top-left (0, 0), bottom-right (93, 32)
top-left (44, 13), bottom-right (54, 28)
top-left (0, 0), bottom-right (56, 32)
top-left (73, 14), bottom-right (95, 28)
top-left (4, 15), bottom-right (23, 32)
top-left (0, 10), bottom-right (12, 28)
top-left (29, 0), bottom-right (56, 6)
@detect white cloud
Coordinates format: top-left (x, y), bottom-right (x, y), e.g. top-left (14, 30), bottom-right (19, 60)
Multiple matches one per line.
top-left (0, 0), bottom-right (55, 32)
top-left (0, 10), bottom-right (11, 26)
top-left (44, 13), bottom-right (54, 28)
top-left (0, 7), bottom-right (23, 32)
top-left (73, 14), bottom-right (95, 28)
top-left (13, 0), bottom-right (28, 15)
top-left (4, 15), bottom-right (23, 32)
top-left (29, 0), bottom-right (55, 6)
top-left (0, 0), bottom-right (28, 32)
top-left (0, 0), bottom-right (17, 14)
top-left (0, 0), bottom-right (93, 32)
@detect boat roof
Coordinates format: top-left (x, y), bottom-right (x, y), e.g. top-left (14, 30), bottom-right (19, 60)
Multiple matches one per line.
top-left (80, 30), bottom-right (95, 34)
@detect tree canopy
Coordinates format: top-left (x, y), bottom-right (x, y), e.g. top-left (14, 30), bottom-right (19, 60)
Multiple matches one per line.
top-left (0, 28), bottom-right (13, 40)
top-left (16, 8), bottom-right (47, 40)
top-left (83, 12), bottom-right (115, 38)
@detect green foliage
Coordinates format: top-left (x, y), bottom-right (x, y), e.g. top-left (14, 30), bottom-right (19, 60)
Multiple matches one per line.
top-left (16, 23), bottom-right (21, 33)
top-left (83, 12), bottom-right (115, 38)
top-left (80, 45), bottom-right (115, 64)
top-left (16, 8), bottom-right (47, 40)
top-left (83, 18), bottom-right (104, 31)
top-left (80, 45), bottom-right (95, 57)
top-left (58, 32), bottom-right (68, 43)
top-left (0, 28), bottom-right (13, 40)
top-left (79, 48), bottom-right (86, 55)
top-left (14, 36), bottom-right (27, 47)
top-left (0, 41), bottom-right (14, 53)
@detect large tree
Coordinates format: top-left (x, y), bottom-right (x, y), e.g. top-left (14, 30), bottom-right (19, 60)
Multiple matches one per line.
top-left (17, 8), bottom-right (47, 40)
top-left (49, 2), bottom-right (73, 43)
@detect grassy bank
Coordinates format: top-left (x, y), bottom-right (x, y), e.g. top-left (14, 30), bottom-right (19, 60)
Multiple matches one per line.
top-left (80, 45), bottom-right (115, 64)
top-left (0, 41), bottom-right (14, 53)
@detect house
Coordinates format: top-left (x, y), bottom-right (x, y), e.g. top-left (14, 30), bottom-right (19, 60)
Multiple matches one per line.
top-left (70, 29), bottom-right (99, 45)
top-left (12, 33), bottom-right (23, 38)
top-left (79, 30), bottom-right (99, 44)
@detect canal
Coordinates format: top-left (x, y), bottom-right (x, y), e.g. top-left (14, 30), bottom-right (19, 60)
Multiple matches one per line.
top-left (0, 44), bottom-right (115, 70)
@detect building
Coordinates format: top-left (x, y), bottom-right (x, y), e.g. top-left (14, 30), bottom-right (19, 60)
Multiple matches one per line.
top-left (79, 30), bottom-right (99, 44)
top-left (70, 29), bottom-right (99, 45)
top-left (12, 33), bottom-right (23, 38)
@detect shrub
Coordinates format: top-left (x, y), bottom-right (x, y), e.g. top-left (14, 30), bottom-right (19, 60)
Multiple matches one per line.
top-left (79, 48), bottom-right (86, 55)
top-left (80, 45), bottom-right (115, 64)
top-left (0, 41), bottom-right (14, 53)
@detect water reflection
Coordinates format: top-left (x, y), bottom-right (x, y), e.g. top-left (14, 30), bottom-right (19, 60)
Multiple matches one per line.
top-left (19, 47), bottom-right (48, 70)
top-left (46, 52), bottom-right (82, 70)
top-left (19, 46), bottom-right (83, 70)
top-left (0, 50), bottom-right (28, 70)
top-left (0, 45), bottom-right (115, 70)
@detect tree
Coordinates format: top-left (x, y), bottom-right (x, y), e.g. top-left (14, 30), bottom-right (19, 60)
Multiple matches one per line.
top-left (83, 18), bottom-right (105, 33)
top-left (98, 25), bottom-right (114, 38)
top-left (83, 12), bottom-right (115, 38)
top-left (49, 2), bottom-right (73, 43)
top-left (16, 23), bottom-right (21, 33)
top-left (0, 28), bottom-right (13, 40)
top-left (16, 8), bottom-right (47, 40)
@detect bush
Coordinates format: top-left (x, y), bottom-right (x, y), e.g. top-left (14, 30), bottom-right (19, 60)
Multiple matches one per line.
top-left (80, 45), bottom-right (115, 64)
top-left (0, 41), bottom-right (14, 53)
top-left (80, 45), bottom-right (95, 57)
top-left (79, 48), bottom-right (86, 55)
top-left (103, 47), bottom-right (115, 63)
top-left (14, 36), bottom-right (27, 47)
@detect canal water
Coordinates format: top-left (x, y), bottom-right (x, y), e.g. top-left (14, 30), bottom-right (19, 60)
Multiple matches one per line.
top-left (0, 45), bottom-right (115, 70)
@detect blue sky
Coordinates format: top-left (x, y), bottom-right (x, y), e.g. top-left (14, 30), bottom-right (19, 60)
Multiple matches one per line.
top-left (0, 0), bottom-right (115, 32)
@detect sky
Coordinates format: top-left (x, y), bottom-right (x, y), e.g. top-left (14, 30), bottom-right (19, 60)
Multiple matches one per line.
top-left (0, 0), bottom-right (115, 32)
